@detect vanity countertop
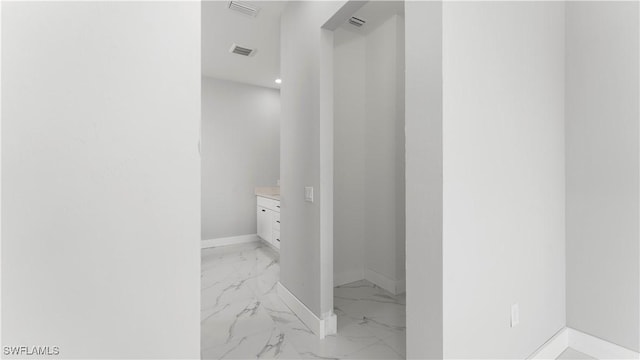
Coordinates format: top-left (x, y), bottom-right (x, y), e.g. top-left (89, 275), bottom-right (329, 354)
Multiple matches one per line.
top-left (255, 187), bottom-right (280, 201)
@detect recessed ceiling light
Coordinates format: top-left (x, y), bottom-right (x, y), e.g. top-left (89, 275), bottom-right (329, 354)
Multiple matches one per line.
top-left (275, 79), bottom-right (282, 84)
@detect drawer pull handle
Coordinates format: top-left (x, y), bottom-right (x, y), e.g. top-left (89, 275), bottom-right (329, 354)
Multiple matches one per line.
top-left (261, 209), bottom-right (266, 212)
top-left (277, 205), bottom-right (280, 208)
top-left (276, 220), bottom-right (280, 223)
top-left (276, 238), bottom-right (280, 242)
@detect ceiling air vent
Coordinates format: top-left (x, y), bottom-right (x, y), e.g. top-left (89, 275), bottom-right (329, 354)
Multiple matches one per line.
top-left (228, 1), bottom-right (260, 17)
top-left (348, 16), bottom-right (366, 27)
top-left (229, 43), bottom-right (256, 57)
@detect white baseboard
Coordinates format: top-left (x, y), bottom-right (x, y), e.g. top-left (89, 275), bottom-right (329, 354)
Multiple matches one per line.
top-left (201, 234), bottom-right (258, 249)
top-left (529, 328), bottom-right (569, 359)
top-left (334, 270), bottom-right (364, 287)
top-left (277, 282), bottom-right (337, 339)
top-left (530, 327), bottom-right (640, 360)
top-left (364, 268), bottom-right (405, 295)
top-left (569, 328), bottom-right (639, 359)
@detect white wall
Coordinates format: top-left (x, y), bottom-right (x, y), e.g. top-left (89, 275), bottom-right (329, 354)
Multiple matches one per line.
top-left (201, 77), bottom-right (280, 240)
top-left (290, 0), bottom-right (639, 357)
top-left (394, 13), bottom-right (406, 287)
top-left (2, 2), bottom-right (200, 358)
top-left (364, 14), bottom-right (405, 291)
top-left (333, 27), bottom-right (366, 285)
top-left (565, 1), bottom-right (640, 352)
top-left (333, 13), bottom-right (405, 293)
top-left (442, 2), bottom-right (566, 358)
top-left (280, 0), bottom-right (346, 318)
top-left (405, 2), bottom-right (443, 357)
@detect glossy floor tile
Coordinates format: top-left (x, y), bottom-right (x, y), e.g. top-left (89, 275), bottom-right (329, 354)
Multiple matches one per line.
top-left (201, 242), bottom-right (406, 359)
top-left (556, 348), bottom-right (596, 360)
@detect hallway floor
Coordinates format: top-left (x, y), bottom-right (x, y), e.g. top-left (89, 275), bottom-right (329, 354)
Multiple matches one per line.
top-left (201, 242), bottom-right (406, 359)
top-left (556, 348), bottom-right (596, 360)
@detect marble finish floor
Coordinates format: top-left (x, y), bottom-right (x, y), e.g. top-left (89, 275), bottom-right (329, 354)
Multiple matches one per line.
top-left (556, 348), bottom-right (596, 360)
top-left (201, 242), bottom-right (406, 359)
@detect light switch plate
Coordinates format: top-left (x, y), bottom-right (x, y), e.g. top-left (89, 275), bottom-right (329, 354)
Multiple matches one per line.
top-left (304, 186), bottom-right (314, 202)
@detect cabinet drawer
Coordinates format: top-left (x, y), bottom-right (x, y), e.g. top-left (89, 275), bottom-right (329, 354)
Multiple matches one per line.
top-left (257, 196), bottom-right (280, 212)
top-left (272, 230), bottom-right (280, 249)
top-left (257, 206), bottom-right (272, 242)
top-left (273, 213), bottom-right (281, 230)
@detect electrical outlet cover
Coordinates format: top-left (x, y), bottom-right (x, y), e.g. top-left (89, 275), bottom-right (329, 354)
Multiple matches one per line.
top-left (511, 303), bottom-right (519, 328)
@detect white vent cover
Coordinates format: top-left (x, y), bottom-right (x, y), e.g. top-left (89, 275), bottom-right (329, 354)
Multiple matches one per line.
top-left (348, 16), bottom-right (366, 27)
top-left (228, 1), bottom-right (260, 17)
top-left (229, 43), bottom-right (256, 57)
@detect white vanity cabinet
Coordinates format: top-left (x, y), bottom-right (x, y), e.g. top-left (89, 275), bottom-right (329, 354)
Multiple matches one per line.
top-left (257, 206), bottom-right (272, 243)
top-left (256, 196), bottom-right (280, 249)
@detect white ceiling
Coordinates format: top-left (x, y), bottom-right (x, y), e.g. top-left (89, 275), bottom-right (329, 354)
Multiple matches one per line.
top-left (338, 1), bottom-right (404, 35)
top-left (201, 1), bottom-right (403, 89)
top-left (202, 1), bottom-right (287, 89)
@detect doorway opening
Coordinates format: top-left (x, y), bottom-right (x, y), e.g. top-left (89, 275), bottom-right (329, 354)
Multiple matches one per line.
top-left (330, 1), bottom-right (406, 355)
